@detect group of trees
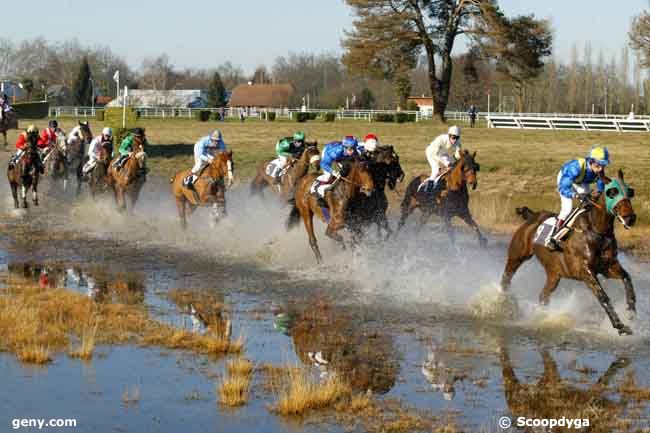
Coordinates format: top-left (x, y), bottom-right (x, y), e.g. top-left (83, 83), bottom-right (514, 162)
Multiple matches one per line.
top-left (2, 2), bottom-right (650, 116)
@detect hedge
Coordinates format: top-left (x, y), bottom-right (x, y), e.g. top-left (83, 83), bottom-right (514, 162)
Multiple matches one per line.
top-left (294, 112), bottom-right (309, 122)
top-left (104, 107), bottom-right (139, 132)
top-left (95, 110), bottom-right (105, 121)
top-left (194, 110), bottom-right (211, 122)
top-left (324, 112), bottom-right (336, 122)
top-left (267, 112), bottom-right (276, 121)
top-left (12, 101), bottom-right (49, 119)
top-left (373, 113), bottom-right (395, 122)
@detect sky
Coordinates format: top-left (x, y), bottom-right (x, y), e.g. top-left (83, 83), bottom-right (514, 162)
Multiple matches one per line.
top-left (2, 0), bottom-right (648, 73)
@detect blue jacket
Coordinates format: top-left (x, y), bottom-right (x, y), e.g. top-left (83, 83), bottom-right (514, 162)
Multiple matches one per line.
top-left (558, 158), bottom-right (605, 198)
top-left (194, 136), bottom-right (226, 162)
top-left (321, 141), bottom-right (355, 173)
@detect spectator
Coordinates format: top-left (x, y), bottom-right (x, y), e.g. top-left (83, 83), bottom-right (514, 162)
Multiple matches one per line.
top-left (467, 105), bottom-right (477, 128)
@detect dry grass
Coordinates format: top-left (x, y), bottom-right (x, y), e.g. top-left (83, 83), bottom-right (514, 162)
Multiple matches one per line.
top-left (17, 345), bottom-right (51, 364)
top-left (0, 277), bottom-right (243, 364)
top-left (274, 367), bottom-right (351, 416)
top-left (218, 358), bottom-right (254, 407)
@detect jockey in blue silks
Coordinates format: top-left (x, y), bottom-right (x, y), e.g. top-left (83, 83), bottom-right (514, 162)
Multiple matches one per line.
top-left (184, 130), bottom-right (226, 189)
top-left (546, 145), bottom-right (609, 250)
top-left (310, 136), bottom-right (358, 199)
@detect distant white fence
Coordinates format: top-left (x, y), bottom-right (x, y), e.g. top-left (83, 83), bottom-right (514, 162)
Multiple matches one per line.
top-left (486, 114), bottom-right (650, 132)
top-left (48, 106), bottom-right (428, 121)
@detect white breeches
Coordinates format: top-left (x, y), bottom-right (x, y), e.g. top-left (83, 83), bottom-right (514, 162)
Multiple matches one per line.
top-left (272, 155), bottom-right (288, 169)
top-left (316, 172), bottom-right (333, 183)
top-left (427, 154), bottom-right (451, 180)
top-left (556, 171), bottom-right (589, 221)
top-left (192, 159), bottom-right (209, 175)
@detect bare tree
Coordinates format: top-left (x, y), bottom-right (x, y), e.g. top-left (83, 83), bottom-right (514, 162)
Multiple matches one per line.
top-left (629, 9), bottom-right (650, 67)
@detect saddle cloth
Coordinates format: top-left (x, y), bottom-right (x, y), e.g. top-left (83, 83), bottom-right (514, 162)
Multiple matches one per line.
top-left (533, 207), bottom-right (587, 246)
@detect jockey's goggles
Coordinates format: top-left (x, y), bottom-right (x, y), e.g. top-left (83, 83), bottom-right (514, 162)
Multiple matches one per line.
top-left (449, 134), bottom-right (459, 140)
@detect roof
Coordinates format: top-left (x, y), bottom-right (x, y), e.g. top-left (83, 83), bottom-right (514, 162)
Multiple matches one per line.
top-left (228, 84), bottom-right (294, 107)
top-left (95, 96), bottom-right (113, 105)
top-left (107, 89), bottom-right (207, 107)
top-left (407, 96), bottom-right (433, 106)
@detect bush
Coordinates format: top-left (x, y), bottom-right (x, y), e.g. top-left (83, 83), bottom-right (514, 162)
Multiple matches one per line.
top-left (324, 112), bottom-right (336, 122)
top-left (104, 107), bottom-right (139, 133)
top-left (294, 112), bottom-right (309, 123)
top-left (308, 112), bottom-right (319, 120)
top-left (211, 111), bottom-right (223, 121)
top-left (406, 101), bottom-right (420, 111)
top-left (194, 110), bottom-right (211, 122)
top-left (95, 110), bottom-right (105, 121)
top-left (12, 101), bottom-right (49, 119)
top-left (395, 112), bottom-right (409, 123)
top-left (267, 112), bottom-right (276, 121)
top-left (373, 113), bottom-right (394, 122)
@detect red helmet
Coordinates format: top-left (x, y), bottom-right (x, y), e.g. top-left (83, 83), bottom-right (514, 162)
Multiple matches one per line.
top-left (363, 134), bottom-right (379, 152)
top-left (364, 133), bottom-right (378, 142)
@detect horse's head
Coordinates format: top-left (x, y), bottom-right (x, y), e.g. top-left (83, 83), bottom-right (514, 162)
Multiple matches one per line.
top-left (78, 121), bottom-right (92, 142)
top-left (348, 159), bottom-right (374, 197)
top-left (210, 150), bottom-right (234, 186)
top-left (302, 142), bottom-right (321, 169)
top-left (451, 150), bottom-right (480, 190)
top-left (601, 169), bottom-right (636, 229)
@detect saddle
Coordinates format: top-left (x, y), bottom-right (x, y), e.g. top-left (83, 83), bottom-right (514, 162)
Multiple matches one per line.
top-left (534, 206), bottom-right (588, 246)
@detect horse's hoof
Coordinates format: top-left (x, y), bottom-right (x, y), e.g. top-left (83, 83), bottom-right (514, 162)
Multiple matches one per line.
top-left (625, 310), bottom-right (637, 321)
top-left (618, 325), bottom-right (633, 336)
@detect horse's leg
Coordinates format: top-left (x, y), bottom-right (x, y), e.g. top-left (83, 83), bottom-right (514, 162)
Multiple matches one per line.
top-left (32, 179), bottom-right (38, 206)
top-left (10, 182), bottom-right (18, 208)
top-left (583, 269), bottom-right (632, 335)
top-left (458, 211), bottom-right (487, 247)
top-left (176, 197), bottom-right (187, 229)
top-left (415, 210), bottom-right (431, 234)
top-left (1, 131), bottom-right (7, 148)
top-left (605, 260), bottom-right (636, 320)
top-left (443, 216), bottom-right (455, 244)
top-left (397, 197), bottom-right (418, 232)
top-left (21, 184), bottom-right (28, 208)
top-left (303, 210), bottom-right (322, 264)
top-left (539, 273), bottom-right (561, 305)
top-left (127, 187), bottom-right (142, 214)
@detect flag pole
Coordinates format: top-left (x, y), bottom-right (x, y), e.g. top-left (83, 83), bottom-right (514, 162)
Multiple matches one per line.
top-left (122, 86), bottom-right (128, 129)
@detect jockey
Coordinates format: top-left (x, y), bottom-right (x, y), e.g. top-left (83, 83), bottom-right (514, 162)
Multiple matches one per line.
top-left (310, 136), bottom-right (358, 199)
top-left (269, 131), bottom-right (306, 183)
top-left (114, 127), bottom-right (148, 170)
top-left (184, 129), bottom-right (226, 189)
top-left (38, 120), bottom-right (65, 153)
top-left (421, 125), bottom-right (462, 192)
top-left (357, 133), bottom-right (379, 156)
top-left (67, 121), bottom-right (92, 156)
top-left (10, 125), bottom-right (45, 173)
top-left (546, 146), bottom-right (609, 250)
top-left (82, 127), bottom-right (113, 176)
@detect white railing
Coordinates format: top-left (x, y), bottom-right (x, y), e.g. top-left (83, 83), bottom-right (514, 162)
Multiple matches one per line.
top-left (486, 115), bottom-right (650, 132)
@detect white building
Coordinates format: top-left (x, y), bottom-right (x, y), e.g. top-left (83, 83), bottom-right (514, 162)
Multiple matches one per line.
top-left (106, 89), bottom-right (207, 108)
top-left (0, 80), bottom-right (25, 101)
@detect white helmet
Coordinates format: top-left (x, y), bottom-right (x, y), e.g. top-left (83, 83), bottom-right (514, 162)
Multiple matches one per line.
top-left (102, 127), bottom-right (113, 138)
top-left (447, 125), bottom-right (461, 137)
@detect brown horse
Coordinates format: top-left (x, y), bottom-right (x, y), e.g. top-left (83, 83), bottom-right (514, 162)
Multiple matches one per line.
top-left (0, 110), bottom-right (18, 148)
top-left (397, 150), bottom-right (485, 246)
top-left (43, 131), bottom-right (69, 190)
top-left (87, 141), bottom-right (114, 199)
top-left (286, 158), bottom-right (374, 263)
top-left (500, 170), bottom-right (637, 335)
top-left (249, 143), bottom-right (320, 201)
top-left (107, 138), bottom-right (146, 213)
top-left (7, 133), bottom-right (40, 208)
top-left (170, 150), bottom-right (234, 229)
top-left (67, 122), bottom-right (93, 195)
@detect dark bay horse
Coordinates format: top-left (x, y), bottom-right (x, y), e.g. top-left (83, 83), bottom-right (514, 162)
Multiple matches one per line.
top-left (7, 133), bottom-right (40, 208)
top-left (0, 110), bottom-right (18, 148)
top-left (500, 170), bottom-right (637, 335)
top-left (286, 158), bottom-right (374, 263)
top-left (249, 142), bottom-right (320, 202)
top-left (66, 122), bottom-right (93, 195)
top-left (107, 138), bottom-right (146, 213)
top-left (170, 150), bottom-right (234, 229)
top-left (397, 150), bottom-right (486, 246)
top-left (346, 146), bottom-right (404, 240)
top-left (43, 131), bottom-right (69, 190)
top-left (87, 141), bottom-right (114, 199)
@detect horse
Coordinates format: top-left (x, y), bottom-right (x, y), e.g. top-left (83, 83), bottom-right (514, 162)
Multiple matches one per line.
top-left (66, 122), bottom-right (93, 195)
top-left (7, 133), bottom-right (40, 208)
top-left (43, 131), bottom-right (69, 191)
top-left (397, 150), bottom-right (486, 247)
top-left (170, 150), bottom-right (234, 229)
top-left (87, 141), bottom-right (114, 199)
top-left (499, 170), bottom-right (637, 335)
top-left (249, 142), bottom-right (320, 202)
top-left (286, 158), bottom-right (374, 264)
top-left (107, 136), bottom-right (146, 214)
top-left (0, 110), bottom-right (18, 148)
top-left (346, 146), bottom-right (405, 240)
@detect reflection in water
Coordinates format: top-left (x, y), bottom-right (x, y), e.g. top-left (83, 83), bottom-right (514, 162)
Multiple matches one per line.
top-left (421, 344), bottom-right (466, 401)
top-left (6, 262), bottom-right (145, 304)
top-left (166, 289), bottom-right (232, 337)
top-left (283, 299), bottom-right (399, 394)
top-left (498, 342), bottom-right (631, 432)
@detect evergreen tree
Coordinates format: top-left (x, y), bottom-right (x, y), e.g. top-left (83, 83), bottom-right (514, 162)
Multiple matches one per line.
top-left (73, 57), bottom-right (93, 106)
top-left (207, 71), bottom-right (227, 107)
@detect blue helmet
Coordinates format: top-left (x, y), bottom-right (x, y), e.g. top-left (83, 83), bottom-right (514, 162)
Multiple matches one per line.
top-left (342, 136), bottom-right (358, 148)
top-left (588, 146), bottom-right (610, 166)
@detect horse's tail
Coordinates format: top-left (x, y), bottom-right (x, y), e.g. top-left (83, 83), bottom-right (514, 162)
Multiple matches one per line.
top-left (515, 206), bottom-right (540, 223)
top-left (286, 205), bottom-right (301, 231)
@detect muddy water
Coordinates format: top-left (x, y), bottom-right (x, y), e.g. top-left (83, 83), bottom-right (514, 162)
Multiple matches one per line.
top-left (1, 177), bottom-right (650, 432)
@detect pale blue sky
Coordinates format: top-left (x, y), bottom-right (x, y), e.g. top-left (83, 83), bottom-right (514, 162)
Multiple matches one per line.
top-left (3, 0), bottom-right (647, 72)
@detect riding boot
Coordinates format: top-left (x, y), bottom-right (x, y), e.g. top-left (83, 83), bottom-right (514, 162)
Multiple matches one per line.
top-left (184, 174), bottom-right (197, 190)
top-left (545, 219), bottom-right (565, 251)
top-left (310, 180), bottom-right (320, 196)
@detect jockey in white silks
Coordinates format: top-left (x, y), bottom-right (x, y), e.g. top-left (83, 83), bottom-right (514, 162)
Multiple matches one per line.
top-left (82, 127), bottom-right (114, 175)
top-left (421, 125), bottom-right (462, 192)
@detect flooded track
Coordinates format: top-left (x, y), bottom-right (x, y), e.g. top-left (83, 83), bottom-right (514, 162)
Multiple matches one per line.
top-left (1, 175), bottom-right (650, 432)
